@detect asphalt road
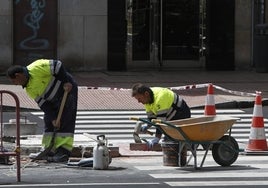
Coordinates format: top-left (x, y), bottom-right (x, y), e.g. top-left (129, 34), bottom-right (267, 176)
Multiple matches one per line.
top-left (1, 153), bottom-right (268, 188)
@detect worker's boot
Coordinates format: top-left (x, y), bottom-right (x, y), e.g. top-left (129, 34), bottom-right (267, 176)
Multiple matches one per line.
top-left (29, 148), bottom-right (53, 160)
top-left (47, 147), bottom-right (70, 163)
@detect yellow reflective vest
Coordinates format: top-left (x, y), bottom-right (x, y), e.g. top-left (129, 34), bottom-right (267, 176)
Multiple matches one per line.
top-left (145, 87), bottom-right (175, 120)
top-left (26, 59), bottom-right (53, 99)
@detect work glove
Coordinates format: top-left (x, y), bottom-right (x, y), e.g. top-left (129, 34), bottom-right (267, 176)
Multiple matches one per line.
top-left (140, 124), bottom-right (148, 133)
top-left (147, 137), bottom-right (160, 149)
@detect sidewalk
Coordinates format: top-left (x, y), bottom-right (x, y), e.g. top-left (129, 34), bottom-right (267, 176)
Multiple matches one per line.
top-left (1, 70), bottom-right (268, 110)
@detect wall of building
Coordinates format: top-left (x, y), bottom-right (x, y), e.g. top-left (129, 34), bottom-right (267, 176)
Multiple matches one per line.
top-left (0, 0), bottom-right (267, 72)
top-left (0, 0), bottom-right (107, 73)
top-left (0, 1), bottom-right (12, 73)
top-left (58, 0), bottom-right (107, 71)
top-left (235, 0), bottom-right (268, 71)
top-left (235, 0), bottom-right (253, 70)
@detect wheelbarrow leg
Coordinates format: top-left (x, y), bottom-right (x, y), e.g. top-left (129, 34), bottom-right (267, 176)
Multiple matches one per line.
top-left (178, 142), bottom-right (187, 166)
top-left (186, 151), bottom-right (192, 165)
top-left (187, 144), bottom-right (198, 169)
top-left (200, 144), bottom-right (212, 168)
top-left (192, 144), bottom-right (198, 169)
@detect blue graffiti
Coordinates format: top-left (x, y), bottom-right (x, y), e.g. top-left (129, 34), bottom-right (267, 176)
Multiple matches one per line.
top-left (15, 0), bottom-right (21, 5)
top-left (19, 0), bottom-right (49, 50)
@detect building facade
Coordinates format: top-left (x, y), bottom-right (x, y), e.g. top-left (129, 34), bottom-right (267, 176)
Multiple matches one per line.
top-left (0, 0), bottom-right (267, 73)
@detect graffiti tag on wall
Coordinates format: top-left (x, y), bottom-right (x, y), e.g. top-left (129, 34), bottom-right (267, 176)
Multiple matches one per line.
top-left (16, 0), bottom-right (49, 50)
top-left (14, 0), bottom-right (57, 65)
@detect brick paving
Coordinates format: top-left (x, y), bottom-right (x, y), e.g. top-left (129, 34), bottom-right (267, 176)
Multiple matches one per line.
top-left (2, 70), bottom-right (268, 110)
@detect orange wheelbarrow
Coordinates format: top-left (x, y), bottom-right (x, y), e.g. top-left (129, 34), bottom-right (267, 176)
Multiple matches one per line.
top-left (131, 115), bottom-right (240, 169)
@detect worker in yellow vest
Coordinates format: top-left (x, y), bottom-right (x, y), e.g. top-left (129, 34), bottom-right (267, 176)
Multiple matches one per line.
top-left (131, 83), bottom-right (191, 148)
top-left (6, 59), bottom-right (78, 163)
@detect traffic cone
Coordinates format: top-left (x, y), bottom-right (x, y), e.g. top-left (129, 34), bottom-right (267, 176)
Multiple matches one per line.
top-left (245, 91), bottom-right (268, 154)
top-left (204, 83), bottom-right (216, 115)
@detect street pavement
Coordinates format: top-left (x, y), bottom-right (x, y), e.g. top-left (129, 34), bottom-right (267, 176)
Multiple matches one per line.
top-left (1, 70), bottom-right (268, 152)
top-left (1, 69), bottom-right (268, 152)
top-left (1, 69), bottom-right (268, 185)
top-left (2, 152), bottom-right (268, 187)
top-left (1, 69), bottom-right (268, 143)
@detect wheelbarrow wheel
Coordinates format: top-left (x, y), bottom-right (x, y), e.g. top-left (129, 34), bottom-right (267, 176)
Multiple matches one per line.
top-left (212, 135), bottom-right (239, 167)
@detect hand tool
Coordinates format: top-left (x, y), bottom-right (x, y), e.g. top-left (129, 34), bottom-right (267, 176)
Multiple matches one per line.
top-left (133, 120), bottom-right (154, 143)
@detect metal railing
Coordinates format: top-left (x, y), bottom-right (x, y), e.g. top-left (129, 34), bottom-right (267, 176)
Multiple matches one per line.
top-left (0, 90), bottom-right (21, 182)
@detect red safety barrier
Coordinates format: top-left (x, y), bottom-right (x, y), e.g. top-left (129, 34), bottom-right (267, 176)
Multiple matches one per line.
top-left (0, 90), bottom-right (21, 182)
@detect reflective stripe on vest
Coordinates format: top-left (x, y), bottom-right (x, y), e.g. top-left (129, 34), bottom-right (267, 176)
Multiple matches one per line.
top-left (42, 132), bottom-right (74, 152)
top-left (35, 77), bottom-right (61, 107)
top-left (166, 93), bottom-right (183, 120)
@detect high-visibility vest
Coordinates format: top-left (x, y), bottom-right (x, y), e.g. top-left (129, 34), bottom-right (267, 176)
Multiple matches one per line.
top-left (145, 87), bottom-right (175, 119)
top-left (26, 59), bottom-right (54, 100)
top-left (26, 59), bottom-right (66, 108)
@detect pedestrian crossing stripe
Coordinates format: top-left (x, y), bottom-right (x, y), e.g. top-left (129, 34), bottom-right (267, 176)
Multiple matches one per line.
top-left (135, 163), bottom-right (268, 171)
top-left (165, 181), bottom-right (268, 187)
top-left (30, 109), bottom-right (268, 144)
top-left (123, 153), bottom-right (268, 187)
top-left (149, 171), bottom-right (268, 179)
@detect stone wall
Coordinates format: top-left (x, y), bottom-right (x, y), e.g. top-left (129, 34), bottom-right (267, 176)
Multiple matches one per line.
top-left (58, 0), bottom-right (107, 71)
top-left (235, 0), bottom-right (252, 70)
top-left (0, 1), bottom-right (12, 72)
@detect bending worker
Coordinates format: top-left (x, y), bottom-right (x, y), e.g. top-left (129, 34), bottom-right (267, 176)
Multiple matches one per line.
top-left (6, 59), bottom-right (78, 163)
top-left (131, 83), bottom-right (191, 149)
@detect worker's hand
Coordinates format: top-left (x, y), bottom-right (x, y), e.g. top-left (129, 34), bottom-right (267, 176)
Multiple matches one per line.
top-left (52, 119), bottom-right (60, 128)
top-left (140, 124), bottom-right (148, 133)
top-left (147, 137), bottom-right (160, 149)
top-left (63, 82), bottom-right (72, 92)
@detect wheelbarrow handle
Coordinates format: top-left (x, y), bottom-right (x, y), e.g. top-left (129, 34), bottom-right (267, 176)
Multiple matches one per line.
top-left (130, 117), bottom-right (157, 127)
top-left (129, 117), bottom-right (139, 121)
top-left (151, 119), bottom-right (162, 123)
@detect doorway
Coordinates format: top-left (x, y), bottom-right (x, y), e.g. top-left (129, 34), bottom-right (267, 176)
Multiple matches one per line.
top-left (127, 0), bottom-right (204, 69)
top-left (127, 0), bottom-right (235, 70)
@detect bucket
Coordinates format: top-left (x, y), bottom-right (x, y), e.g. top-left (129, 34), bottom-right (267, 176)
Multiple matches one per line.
top-left (161, 142), bottom-right (187, 167)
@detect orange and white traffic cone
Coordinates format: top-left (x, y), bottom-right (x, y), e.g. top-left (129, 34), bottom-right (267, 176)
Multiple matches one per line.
top-left (245, 91), bottom-right (268, 154)
top-left (204, 83), bottom-right (216, 115)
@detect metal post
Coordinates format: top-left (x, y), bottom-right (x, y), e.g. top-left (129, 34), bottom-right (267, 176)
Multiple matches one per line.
top-left (0, 90), bottom-right (21, 182)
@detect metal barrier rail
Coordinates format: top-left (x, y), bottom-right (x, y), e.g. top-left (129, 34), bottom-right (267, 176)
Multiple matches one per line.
top-left (0, 90), bottom-right (21, 182)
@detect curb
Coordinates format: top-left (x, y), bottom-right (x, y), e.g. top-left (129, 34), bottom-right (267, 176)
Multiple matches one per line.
top-left (20, 145), bottom-right (121, 158)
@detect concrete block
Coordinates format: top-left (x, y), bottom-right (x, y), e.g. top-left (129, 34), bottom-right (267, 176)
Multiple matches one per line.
top-left (129, 143), bottom-right (162, 151)
top-left (3, 119), bottom-right (37, 137)
top-left (108, 146), bottom-right (120, 157)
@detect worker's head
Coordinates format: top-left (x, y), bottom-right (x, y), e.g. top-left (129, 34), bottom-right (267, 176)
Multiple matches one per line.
top-left (6, 65), bottom-right (29, 87)
top-left (131, 83), bottom-right (154, 104)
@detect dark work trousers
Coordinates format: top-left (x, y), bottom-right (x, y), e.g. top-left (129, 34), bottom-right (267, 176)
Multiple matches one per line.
top-left (44, 84), bottom-right (78, 134)
top-left (156, 99), bottom-right (191, 136)
top-left (43, 83), bottom-right (78, 152)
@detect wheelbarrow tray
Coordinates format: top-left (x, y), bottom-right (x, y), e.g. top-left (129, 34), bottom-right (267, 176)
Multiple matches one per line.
top-left (156, 115), bottom-right (238, 142)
